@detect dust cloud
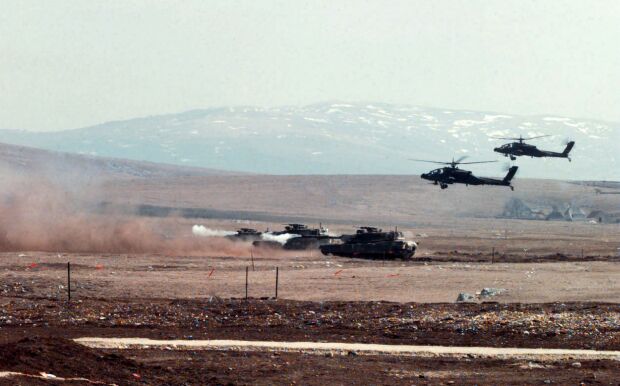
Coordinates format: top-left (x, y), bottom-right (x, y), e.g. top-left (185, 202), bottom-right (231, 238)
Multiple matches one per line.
top-left (0, 165), bottom-right (255, 256)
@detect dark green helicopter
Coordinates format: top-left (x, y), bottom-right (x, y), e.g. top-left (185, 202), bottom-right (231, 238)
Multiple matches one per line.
top-left (492, 135), bottom-right (575, 161)
top-left (411, 156), bottom-right (518, 190)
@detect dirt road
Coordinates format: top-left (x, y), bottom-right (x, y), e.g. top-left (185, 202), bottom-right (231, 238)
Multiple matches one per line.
top-left (75, 337), bottom-right (620, 360)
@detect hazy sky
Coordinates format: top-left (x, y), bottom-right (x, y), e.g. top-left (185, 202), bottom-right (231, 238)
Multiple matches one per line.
top-left (1, 0), bottom-right (619, 131)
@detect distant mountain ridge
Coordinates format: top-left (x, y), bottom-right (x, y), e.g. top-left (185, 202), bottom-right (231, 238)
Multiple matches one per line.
top-left (1, 102), bottom-right (618, 180)
top-left (0, 142), bottom-right (236, 179)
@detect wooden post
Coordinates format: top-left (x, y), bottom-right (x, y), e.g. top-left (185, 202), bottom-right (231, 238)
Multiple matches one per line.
top-left (275, 267), bottom-right (279, 299)
top-left (67, 262), bottom-right (71, 303)
top-left (251, 250), bottom-right (255, 271)
top-left (245, 266), bottom-right (248, 300)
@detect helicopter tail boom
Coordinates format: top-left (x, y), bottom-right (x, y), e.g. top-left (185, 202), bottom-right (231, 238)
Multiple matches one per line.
top-left (503, 166), bottom-right (518, 183)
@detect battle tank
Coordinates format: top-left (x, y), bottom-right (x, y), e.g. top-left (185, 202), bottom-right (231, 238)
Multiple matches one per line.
top-left (277, 223), bottom-right (327, 237)
top-left (281, 224), bottom-right (336, 250)
top-left (226, 228), bottom-right (263, 242)
top-left (253, 223), bottom-right (337, 250)
top-left (319, 227), bottom-right (417, 260)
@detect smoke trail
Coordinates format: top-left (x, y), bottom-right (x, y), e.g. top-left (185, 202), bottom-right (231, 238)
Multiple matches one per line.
top-left (192, 225), bottom-right (236, 237)
top-left (260, 232), bottom-right (300, 245)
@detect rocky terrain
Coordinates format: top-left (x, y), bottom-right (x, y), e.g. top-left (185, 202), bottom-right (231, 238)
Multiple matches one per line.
top-left (0, 299), bottom-right (619, 385)
top-left (1, 335), bottom-right (617, 385)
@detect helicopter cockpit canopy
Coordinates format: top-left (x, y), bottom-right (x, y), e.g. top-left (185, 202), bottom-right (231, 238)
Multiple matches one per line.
top-left (427, 168), bottom-right (444, 176)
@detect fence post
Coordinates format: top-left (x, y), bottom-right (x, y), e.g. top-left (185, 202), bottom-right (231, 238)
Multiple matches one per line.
top-left (251, 250), bottom-right (255, 271)
top-left (275, 267), bottom-right (279, 299)
top-left (245, 266), bottom-right (249, 300)
top-left (67, 262), bottom-right (71, 303)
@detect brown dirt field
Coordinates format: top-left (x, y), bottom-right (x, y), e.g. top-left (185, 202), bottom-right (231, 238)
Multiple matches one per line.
top-left (2, 251), bottom-right (619, 303)
top-left (105, 348), bottom-right (620, 385)
top-left (1, 299), bottom-right (619, 350)
top-left (1, 337), bottom-right (618, 386)
top-left (0, 299), bottom-right (619, 385)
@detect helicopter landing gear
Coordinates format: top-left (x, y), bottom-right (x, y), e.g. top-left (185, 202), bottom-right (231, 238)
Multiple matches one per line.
top-left (510, 186), bottom-right (514, 191)
top-left (568, 157), bottom-right (572, 162)
top-left (440, 183), bottom-right (448, 190)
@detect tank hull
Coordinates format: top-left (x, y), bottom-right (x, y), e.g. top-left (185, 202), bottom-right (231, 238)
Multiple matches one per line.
top-left (227, 234), bottom-right (262, 243)
top-left (252, 240), bottom-right (282, 249)
top-left (253, 236), bottom-right (336, 250)
top-left (320, 241), bottom-right (416, 260)
top-left (283, 236), bottom-right (334, 250)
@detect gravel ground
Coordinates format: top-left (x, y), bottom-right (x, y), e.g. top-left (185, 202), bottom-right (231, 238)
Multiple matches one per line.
top-left (1, 336), bottom-right (619, 385)
top-left (1, 298), bottom-right (619, 350)
top-left (2, 251), bottom-right (620, 303)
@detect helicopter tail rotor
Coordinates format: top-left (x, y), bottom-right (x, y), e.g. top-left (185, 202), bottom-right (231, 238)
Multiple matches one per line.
top-left (562, 137), bottom-right (573, 146)
top-left (501, 161), bottom-right (513, 172)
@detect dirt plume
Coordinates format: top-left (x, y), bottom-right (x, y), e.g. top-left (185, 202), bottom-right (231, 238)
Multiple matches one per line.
top-left (0, 166), bottom-right (258, 256)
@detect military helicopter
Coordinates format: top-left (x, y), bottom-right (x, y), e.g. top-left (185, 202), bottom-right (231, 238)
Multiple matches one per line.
top-left (491, 135), bottom-right (575, 161)
top-left (411, 156), bottom-right (518, 190)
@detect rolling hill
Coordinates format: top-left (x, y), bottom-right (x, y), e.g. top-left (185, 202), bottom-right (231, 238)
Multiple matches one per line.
top-left (0, 142), bottom-right (236, 179)
top-left (1, 102), bottom-right (618, 180)
top-left (0, 142), bottom-right (618, 229)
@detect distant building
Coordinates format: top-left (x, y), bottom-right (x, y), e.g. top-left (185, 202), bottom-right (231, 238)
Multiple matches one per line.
top-left (501, 198), bottom-right (615, 222)
top-left (588, 210), bottom-right (620, 224)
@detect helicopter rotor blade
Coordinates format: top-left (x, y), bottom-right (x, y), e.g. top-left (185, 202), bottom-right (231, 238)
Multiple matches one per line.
top-left (522, 135), bottom-right (552, 140)
top-left (489, 135), bottom-right (552, 141)
top-left (408, 159), bottom-right (450, 165)
top-left (489, 136), bottom-right (520, 140)
top-left (458, 160), bottom-right (498, 165)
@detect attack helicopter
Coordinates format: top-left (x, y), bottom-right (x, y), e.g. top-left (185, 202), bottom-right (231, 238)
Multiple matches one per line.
top-left (411, 156), bottom-right (518, 190)
top-left (491, 135), bottom-right (575, 161)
